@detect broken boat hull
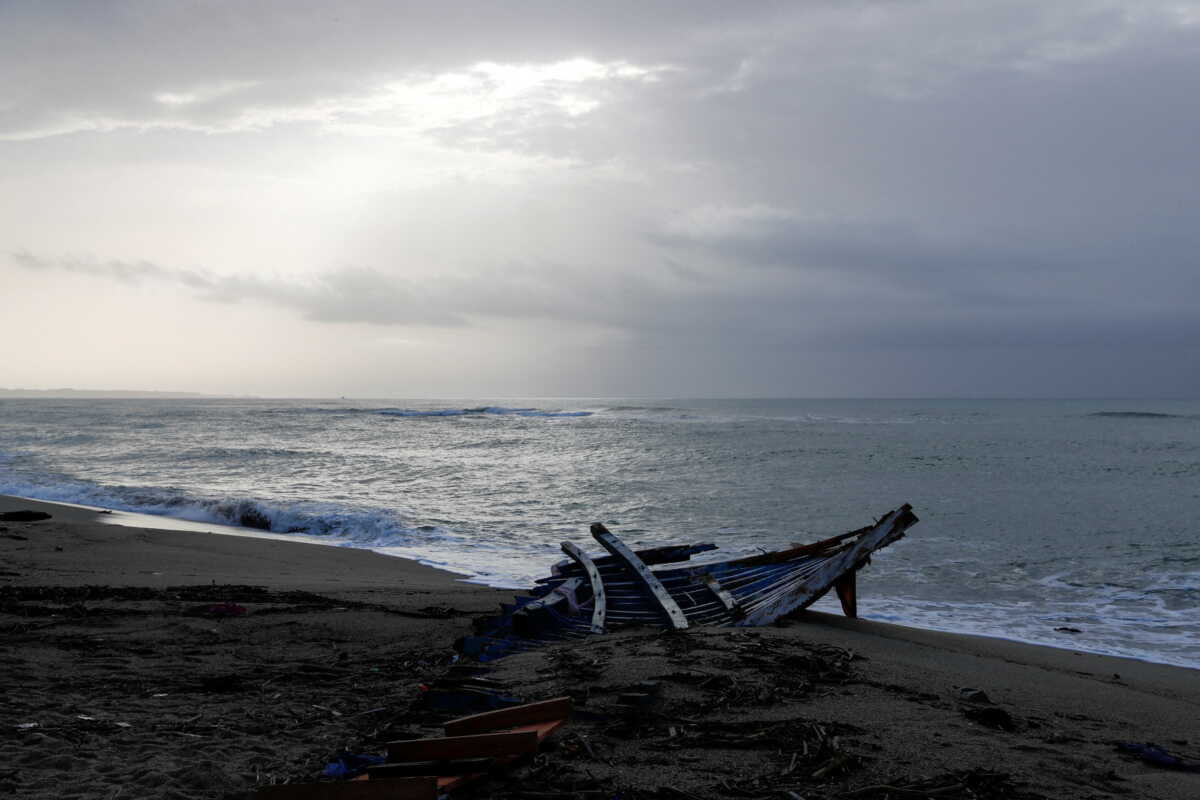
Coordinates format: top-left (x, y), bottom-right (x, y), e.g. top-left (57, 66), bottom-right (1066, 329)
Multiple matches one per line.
top-left (458, 504), bottom-right (918, 661)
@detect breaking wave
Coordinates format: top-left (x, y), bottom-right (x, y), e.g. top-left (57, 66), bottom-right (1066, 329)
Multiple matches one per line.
top-left (0, 476), bottom-right (433, 547)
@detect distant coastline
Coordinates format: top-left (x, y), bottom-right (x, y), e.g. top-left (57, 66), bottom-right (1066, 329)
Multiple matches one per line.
top-left (0, 388), bottom-right (211, 398)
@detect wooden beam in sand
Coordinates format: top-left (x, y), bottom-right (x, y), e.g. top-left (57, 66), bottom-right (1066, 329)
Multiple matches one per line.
top-left (443, 696), bottom-right (572, 737)
top-left (834, 570), bottom-right (858, 618)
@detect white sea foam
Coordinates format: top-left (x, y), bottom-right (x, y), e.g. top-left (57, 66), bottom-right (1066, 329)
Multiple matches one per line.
top-left (0, 476), bottom-right (437, 548)
top-left (255, 405), bottom-right (594, 418)
top-left (845, 593), bottom-right (1200, 669)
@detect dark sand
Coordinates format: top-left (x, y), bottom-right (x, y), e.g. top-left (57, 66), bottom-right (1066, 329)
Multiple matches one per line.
top-left (2, 494), bottom-right (1198, 799)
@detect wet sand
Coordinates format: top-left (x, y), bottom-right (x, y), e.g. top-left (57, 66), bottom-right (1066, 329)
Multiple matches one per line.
top-left (2, 494), bottom-right (1198, 799)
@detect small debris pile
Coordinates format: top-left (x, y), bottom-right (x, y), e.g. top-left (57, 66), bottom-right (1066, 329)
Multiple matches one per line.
top-left (840, 768), bottom-right (1045, 799)
top-left (464, 628), bottom-right (887, 799)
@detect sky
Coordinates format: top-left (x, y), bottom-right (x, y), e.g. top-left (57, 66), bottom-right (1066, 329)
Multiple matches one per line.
top-left (2, 1), bottom-right (1198, 398)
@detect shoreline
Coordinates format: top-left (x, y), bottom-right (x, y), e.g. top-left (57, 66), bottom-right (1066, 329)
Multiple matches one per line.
top-left (0, 492), bottom-right (485, 585)
top-left (3, 493), bottom-right (1198, 799)
top-left (0, 493), bottom-right (489, 593)
top-left (4, 493), bottom-right (1192, 670)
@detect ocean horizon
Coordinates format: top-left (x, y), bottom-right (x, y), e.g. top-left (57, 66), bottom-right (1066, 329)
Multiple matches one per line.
top-left (2, 396), bottom-right (1197, 668)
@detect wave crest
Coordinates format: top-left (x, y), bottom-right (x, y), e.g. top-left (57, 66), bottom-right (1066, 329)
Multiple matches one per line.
top-left (0, 478), bottom-right (433, 546)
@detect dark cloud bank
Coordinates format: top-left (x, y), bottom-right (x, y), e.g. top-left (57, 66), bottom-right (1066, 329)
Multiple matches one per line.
top-left (3, 1), bottom-right (1199, 396)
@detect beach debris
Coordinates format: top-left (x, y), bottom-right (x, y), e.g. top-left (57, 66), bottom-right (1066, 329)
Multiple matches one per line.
top-left (323, 752), bottom-right (387, 780)
top-left (257, 697), bottom-right (571, 800)
top-left (958, 687), bottom-right (992, 704)
top-left (1115, 741), bottom-right (1200, 772)
top-left (416, 687), bottom-right (525, 713)
top-left (414, 668), bottom-right (525, 713)
top-left (841, 768), bottom-right (1034, 798)
top-left (963, 706), bottom-right (1017, 731)
top-left (616, 680), bottom-right (661, 708)
top-left (0, 510), bottom-right (52, 522)
top-left (416, 605), bottom-right (462, 618)
top-left (460, 505), bottom-right (918, 662)
top-left (186, 600), bottom-right (248, 618)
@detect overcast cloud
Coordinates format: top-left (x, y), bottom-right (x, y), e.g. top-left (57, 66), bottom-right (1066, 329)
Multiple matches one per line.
top-left (2, 1), bottom-right (1198, 397)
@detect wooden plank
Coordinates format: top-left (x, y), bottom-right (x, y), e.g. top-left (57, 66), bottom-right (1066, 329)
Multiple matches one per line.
top-left (561, 541), bottom-right (607, 634)
top-left (729, 504), bottom-right (918, 568)
top-left (547, 542), bottom-right (718, 577)
top-left (433, 719), bottom-right (569, 794)
top-left (701, 573), bottom-right (743, 618)
top-left (590, 524), bottom-right (688, 630)
top-left (368, 758), bottom-right (493, 778)
top-left (517, 577), bottom-right (584, 615)
top-left (443, 697), bottom-right (571, 737)
top-left (385, 730), bottom-right (538, 763)
top-left (361, 720), bottom-right (569, 796)
top-left (256, 776), bottom-right (435, 800)
top-left (737, 505), bottom-right (917, 626)
top-left (834, 570), bottom-right (857, 618)
top-left (728, 529), bottom-right (863, 568)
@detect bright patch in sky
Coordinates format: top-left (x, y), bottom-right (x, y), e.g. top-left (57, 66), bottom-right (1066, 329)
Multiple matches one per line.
top-left (3, 2), bottom-right (1200, 396)
top-left (329, 58), bottom-right (659, 135)
top-left (152, 81), bottom-right (258, 107)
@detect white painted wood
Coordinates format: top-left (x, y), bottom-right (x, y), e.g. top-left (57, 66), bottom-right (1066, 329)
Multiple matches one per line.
top-left (737, 505), bottom-right (916, 626)
top-left (701, 573), bottom-right (742, 616)
top-left (591, 524), bottom-right (689, 630)
top-left (561, 541), bottom-right (607, 634)
top-left (519, 577), bottom-right (584, 615)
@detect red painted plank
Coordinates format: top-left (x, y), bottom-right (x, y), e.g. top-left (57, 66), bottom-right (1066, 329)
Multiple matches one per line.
top-left (443, 697), bottom-right (571, 736)
top-left (385, 730), bottom-right (537, 763)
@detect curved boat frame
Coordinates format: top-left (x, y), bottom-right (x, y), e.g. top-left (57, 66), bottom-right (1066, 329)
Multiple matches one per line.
top-left (459, 504), bottom-right (918, 661)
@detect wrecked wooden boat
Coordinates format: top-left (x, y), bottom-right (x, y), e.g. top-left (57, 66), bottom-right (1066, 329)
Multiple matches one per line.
top-left (458, 504), bottom-right (918, 661)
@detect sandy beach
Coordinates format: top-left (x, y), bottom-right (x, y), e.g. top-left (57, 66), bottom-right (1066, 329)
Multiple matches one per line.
top-left (2, 494), bottom-right (1198, 800)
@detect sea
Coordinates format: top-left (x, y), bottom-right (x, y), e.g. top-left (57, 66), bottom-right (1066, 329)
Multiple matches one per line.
top-left (1, 397), bottom-right (1197, 668)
